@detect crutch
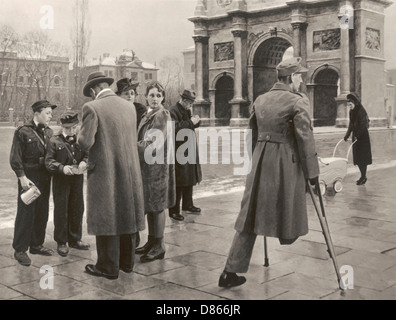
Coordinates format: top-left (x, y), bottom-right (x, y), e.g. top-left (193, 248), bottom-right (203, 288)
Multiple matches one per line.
top-left (263, 236), bottom-right (269, 267)
top-left (307, 181), bottom-right (343, 290)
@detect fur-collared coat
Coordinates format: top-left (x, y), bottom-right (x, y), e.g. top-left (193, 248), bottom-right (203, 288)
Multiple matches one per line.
top-left (234, 82), bottom-right (319, 241)
top-left (137, 106), bottom-right (176, 213)
top-left (77, 89), bottom-right (145, 236)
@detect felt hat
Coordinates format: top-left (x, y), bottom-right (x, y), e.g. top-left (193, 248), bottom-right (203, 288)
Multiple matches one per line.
top-left (83, 71), bottom-right (114, 97)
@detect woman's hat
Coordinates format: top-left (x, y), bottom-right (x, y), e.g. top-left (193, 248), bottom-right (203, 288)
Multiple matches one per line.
top-left (180, 89), bottom-right (196, 102)
top-left (83, 71), bottom-right (114, 97)
top-left (60, 111), bottom-right (79, 128)
top-left (116, 78), bottom-right (139, 95)
top-left (31, 100), bottom-right (57, 112)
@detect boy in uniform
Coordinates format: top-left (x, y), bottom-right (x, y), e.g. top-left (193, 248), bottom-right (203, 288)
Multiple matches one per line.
top-left (45, 111), bottom-right (90, 257)
top-left (10, 100), bottom-right (57, 266)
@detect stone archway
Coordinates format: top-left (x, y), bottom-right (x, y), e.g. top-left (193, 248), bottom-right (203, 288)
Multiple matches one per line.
top-left (250, 35), bottom-right (293, 101)
top-left (214, 74), bottom-right (234, 126)
top-left (312, 66), bottom-right (340, 127)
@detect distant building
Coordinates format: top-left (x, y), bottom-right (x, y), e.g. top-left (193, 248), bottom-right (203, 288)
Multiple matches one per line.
top-left (0, 51), bottom-right (69, 123)
top-left (72, 50), bottom-right (159, 106)
top-left (182, 45), bottom-right (196, 93)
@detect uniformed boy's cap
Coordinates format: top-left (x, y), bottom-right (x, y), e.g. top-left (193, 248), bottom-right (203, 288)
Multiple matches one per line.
top-left (31, 100), bottom-right (57, 113)
top-left (276, 57), bottom-right (309, 77)
top-left (60, 111), bottom-right (79, 128)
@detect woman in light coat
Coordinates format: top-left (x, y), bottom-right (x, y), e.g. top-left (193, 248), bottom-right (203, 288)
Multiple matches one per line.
top-left (135, 81), bottom-right (176, 262)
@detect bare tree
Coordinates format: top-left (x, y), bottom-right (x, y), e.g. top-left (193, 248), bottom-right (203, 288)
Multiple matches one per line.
top-left (70, 0), bottom-right (91, 110)
top-left (158, 55), bottom-right (184, 108)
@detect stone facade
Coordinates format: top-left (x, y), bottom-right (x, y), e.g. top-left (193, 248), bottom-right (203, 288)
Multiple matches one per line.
top-left (189, 0), bottom-right (393, 127)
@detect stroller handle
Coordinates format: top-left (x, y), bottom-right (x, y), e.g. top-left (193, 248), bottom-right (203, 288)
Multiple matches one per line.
top-left (332, 138), bottom-right (357, 159)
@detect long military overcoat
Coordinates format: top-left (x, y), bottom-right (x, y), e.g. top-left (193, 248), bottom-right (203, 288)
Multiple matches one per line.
top-left (234, 82), bottom-right (319, 241)
top-left (77, 89), bottom-right (145, 236)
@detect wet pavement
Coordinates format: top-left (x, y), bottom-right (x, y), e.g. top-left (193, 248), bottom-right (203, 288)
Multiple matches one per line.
top-left (0, 126), bottom-right (395, 300)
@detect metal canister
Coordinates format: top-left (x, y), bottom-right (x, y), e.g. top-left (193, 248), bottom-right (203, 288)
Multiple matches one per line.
top-left (21, 185), bottom-right (41, 205)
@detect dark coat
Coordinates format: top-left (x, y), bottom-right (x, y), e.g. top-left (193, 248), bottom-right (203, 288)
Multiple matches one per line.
top-left (344, 96), bottom-right (372, 166)
top-left (134, 102), bottom-right (147, 129)
top-left (77, 89), bottom-right (145, 236)
top-left (45, 134), bottom-right (89, 175)
top-left (10, 121), bottom-right (53, 178)
top-left (234, 82), bottom-right (319, 240)
top-left (168, 102), bottom-right (202, 187)
top-left (137, 106), bottom-right (176, 213)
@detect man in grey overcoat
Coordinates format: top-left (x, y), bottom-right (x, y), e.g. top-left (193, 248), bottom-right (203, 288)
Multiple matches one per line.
top-left (219, 57), bottom-right (320, 288)
top-left (78, 71), bottom-right (145, 280)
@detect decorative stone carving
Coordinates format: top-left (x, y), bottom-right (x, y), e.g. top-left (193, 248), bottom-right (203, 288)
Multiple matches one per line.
top-left (217, 0), bottom-right (233, 7)
top-left (313, 29), bottom-right (341, 52)
top-left (214, 42), bottom-right (234, 62)
top-left (365, 27), bottom-right (380, 51)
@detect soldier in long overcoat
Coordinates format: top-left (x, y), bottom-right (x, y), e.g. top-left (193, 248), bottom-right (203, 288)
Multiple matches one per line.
top-left (219, 58), bottom-right (320, 288)
top-left (77, 71), bottom-right (145, 279)
top-left (344, 92), bottom-right (372, 185)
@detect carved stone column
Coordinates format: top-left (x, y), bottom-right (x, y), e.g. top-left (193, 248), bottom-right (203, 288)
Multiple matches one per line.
top-left (193, 35), bottom-right (211, 125)
top-left (335, 1), bottom-right (353, 127)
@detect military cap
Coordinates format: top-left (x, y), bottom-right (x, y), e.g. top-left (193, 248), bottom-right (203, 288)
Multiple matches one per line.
top-left (60, 111), bottom-right (79, 128)
top-left (31, 100), bottom-right (57, 113)
top-left (115, 78), bottom-right (139, 95)
top-left (276, 57), bottom-right (308, 77)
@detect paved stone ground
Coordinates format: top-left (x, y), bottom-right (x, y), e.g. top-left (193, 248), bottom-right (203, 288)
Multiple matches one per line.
top-left (0, 165), bottom-right (395, 301)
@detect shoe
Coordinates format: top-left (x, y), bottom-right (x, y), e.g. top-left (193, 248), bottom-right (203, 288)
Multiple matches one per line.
top-left (218, 271), bottom-right (246, 288)
top-left (85, 264), bottom-right (118, 280)
top-left (29, 245), bottom-right (53, 256)
top-left (14, 251), bottom-right (31, 266)
top-left (57, 244), bottom-right (69, 257)
top-left (69, 241), bottom-right (90, 250)
top-left (357, 177), bottom-right (367, 185)
top-left (140, 245), bottom-right (165, 263)
top-left (120, 265), bottom-right (133, 273)
top-left (136, 238), bottom-right (154, 255)
top-left (169, 212), bottom-right (184, 221)
top-left (182, 206), bottom-right (201, 214)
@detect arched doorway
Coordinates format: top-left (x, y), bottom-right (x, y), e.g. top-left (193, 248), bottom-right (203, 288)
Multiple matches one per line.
top-left (215, 75), bottom-right (234, 126)
top-left (313, 67), bottom-right (339, 126)
top-left (252, 37), bottom-right (293, 101)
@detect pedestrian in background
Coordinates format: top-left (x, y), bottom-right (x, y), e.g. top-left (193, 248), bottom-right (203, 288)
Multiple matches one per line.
top-left (135, 81), bottom-right (176, 262)
top-left (218, 57), bottom-right (319, 288)
top-left (10, 100), bottom-right (57, 266)
top-left (168, 89), bottom-right (202, 221)
top-left (78, 71), bottom-right (145, 280)
top-left (344, 92), bottom-right (372, 185)
top-left (116, 78), bottom-right (147, 129)
top-left (45, 111), bottom-right (90, 257)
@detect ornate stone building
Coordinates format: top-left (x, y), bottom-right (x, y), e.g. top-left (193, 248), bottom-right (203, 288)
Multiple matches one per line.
top-left (189, 0), bottom-right (393, 127)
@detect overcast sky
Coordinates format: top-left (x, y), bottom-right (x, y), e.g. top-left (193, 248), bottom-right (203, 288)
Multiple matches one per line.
top-left (0, 0), bottom-right (395, 66)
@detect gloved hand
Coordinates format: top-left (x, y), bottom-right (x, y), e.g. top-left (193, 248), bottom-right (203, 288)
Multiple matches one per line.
top-left (309, 176), bottom-right (319, 186)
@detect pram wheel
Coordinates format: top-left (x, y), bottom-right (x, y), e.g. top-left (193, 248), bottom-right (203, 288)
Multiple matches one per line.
top-left (333, 179), bottom-right (343, 193)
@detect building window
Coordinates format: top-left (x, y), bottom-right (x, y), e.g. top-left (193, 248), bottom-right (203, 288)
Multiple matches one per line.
top-left (145, 73), bottom-right (153, 80)
top-left (104, 70), bottom-right (109, 77)
top-left (109, 70), bottom-right (114, 77)
top-left (191, 64), bottom-right (195, 73)
top-left (54, 76), bottom-right (61, 87)
top-left (191, 84), bottom-right (195, 91)
top-left (131, 72), bottom-right (138, 81)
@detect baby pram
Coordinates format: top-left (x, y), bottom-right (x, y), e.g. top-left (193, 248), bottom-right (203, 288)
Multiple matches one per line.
top-left (317, 139), bottom-right (356, 195)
